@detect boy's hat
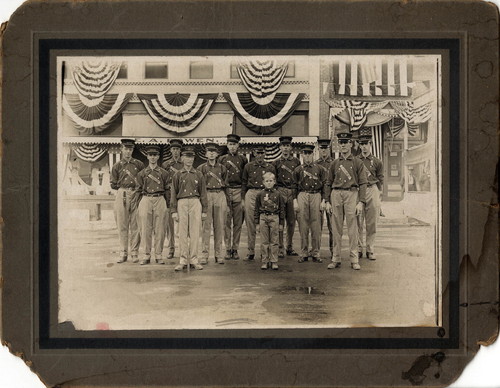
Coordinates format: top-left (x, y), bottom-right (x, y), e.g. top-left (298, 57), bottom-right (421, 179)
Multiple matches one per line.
top-left (205, 142), bottom-right (219, 152)
top-left (169, 139), bottom-right (183, 149)
top-left (279, 136), bottom-right (293, 145)
top-left (227, 134), bottom-right (241, 144)
top-left (121, 138), bottom-right (136, 148)
top-left (181, 145), bottom-right (196, 156)
top-left (145, 144), bottom-right (161, 154)
top-left (317, 138), bottom-right (331, 149)
top-left (301, 144), bottom-right (315, 153)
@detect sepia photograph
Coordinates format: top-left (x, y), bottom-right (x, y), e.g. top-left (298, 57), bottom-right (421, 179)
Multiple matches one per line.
top-left (57, 54), bottom-right (442, 330)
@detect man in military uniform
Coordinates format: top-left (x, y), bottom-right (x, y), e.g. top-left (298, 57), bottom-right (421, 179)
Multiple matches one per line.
top-left (110, 138), bottom-right (145, 263)
top-left (274, 136), bottom-right (300, 258)
top-left (357, 130), bottom-right (384, 260)
top-left (161, 138), bottom-right (183, 260)
top-left (133, 145), bottom-right (169, 265)
top-left (219, 134), bottom-right (247, 260)
top-left (171, 146), bottom-right (208, 272)
top-left (293, 144), bottom-right (328, 263)
top-left (316, 138), bottom-right (334, 257)
top-left (325, 132), bottom-right (368, 270)
top-left (242, 146), bottom-right (276, 261)
top-left (198, 142), bottom-right (229, 264)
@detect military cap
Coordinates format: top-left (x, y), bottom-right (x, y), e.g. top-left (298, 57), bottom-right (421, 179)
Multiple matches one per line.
top-left (181, 145), bottom-right (196, 156)
top-left (301, 144), bottom-right (315, 153)
top-left (279, 136), bottom-right (293, 145)
top-left (358, 135), bottom-right (372, 144)
top-left (337, 132), bottom-right (353, 142)
top-left (145, 144), bottom-right (161, 154)
top-left (227, 134), bottom-right (241, 144)
top-left (254, 146), bottom-right (265, 154)
top-left (205, 142), bottom-right (219, 152)
top-left (169, 139), bottom-right (183, 149)
top-left (317, 138), bottom-right (331, 149)
top-left (121, 138), bottom-right (136, 148)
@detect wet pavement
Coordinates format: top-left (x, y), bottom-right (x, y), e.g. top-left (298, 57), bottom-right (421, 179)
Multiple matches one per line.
top-left (58, 215), bottom-right (437, 330)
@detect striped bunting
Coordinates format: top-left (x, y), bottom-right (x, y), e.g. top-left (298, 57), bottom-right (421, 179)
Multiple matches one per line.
top-left (224, 93), bottom-right (304, 135)
top-left (63, 93), bottom-right (133, 135)
top-left (138, 94), bottom-right (218, 135)
top-left (332, 57), bottom-right (413, 97)
top-left (72, 60), bottom-right (122, 99)
top-left (391, 101), bottom-right (432, 124)
top-left (264, 144), bottom-right (282, 163)
top-left (72, 143), bottom-right (109, 162)
top-left (370, 125), bottom-right (384, 159)
top-left (237, 60), bottom-right (288, 99)
top-left (388, 117), bottom-right (417, 137)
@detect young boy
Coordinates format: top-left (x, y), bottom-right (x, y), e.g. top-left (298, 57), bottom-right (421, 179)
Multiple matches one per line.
top-left (170, 145), bottom-right (208, 272)
top-left (197, 142), bottom-right (229, 264)
top-left (133, 145), bottom-right (169, 265)
top-left (254, 172), bottom-right (285, 270)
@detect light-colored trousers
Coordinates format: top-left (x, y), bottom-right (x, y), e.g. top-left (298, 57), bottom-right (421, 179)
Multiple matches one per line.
top-left (138, 196), bottom-right (167, 259)
top-left (178, 197), bottom-right (202, 265)
top-left (277, 187), bottom-right (296, 253)
top-left (320, 209), bottom-right (334, 255)
top-left (244, 189), bottom-right (260, 255)
top-left (224, 187), bottom-right (243, 251)
top-left (297, 192), bottom-right (322, 258)
top-left (113, 188), bottom-right (140, 256)
top-left (331, 189), bottom-right (359, 264)
top-left (202, 191), bottom-right (227, 260)
top-left (357, 185), bottom-right (381, 254)
top-left (165, 189), bottom-right (176, 256)
top-left (259, 214), bottom-right (279, 263)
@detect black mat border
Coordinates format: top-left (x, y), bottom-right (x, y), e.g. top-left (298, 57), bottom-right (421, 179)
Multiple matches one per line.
top-left (38, 38), bottom-right (460, 349)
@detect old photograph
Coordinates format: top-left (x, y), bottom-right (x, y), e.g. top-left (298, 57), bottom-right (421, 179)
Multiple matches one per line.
top-left (57, 54), bottom-right (441, 330)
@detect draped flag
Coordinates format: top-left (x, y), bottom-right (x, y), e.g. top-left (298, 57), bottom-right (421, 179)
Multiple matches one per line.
top-left (370, 125), bottom-right (384, 159)
top-left (237, 60), bottom-right (288, 100)
top-left (388, 117), bottom-right (406, 137)
top-left (224, 93), bottom-right (304, 135)
top-left (391, 101), bottom-right (432, 124)
top-left (63, 93), bottom-right (133, 135)
top-left (138, 93), bottom-right (218, 135)
top-left (332, 57), bottom-right (413, 97)
top-left (72, 60), bottom-right (122, 99)
top-left (72, 143), bottom-right (109, 162)
top-left (264, 144), bottom-right (282, 163)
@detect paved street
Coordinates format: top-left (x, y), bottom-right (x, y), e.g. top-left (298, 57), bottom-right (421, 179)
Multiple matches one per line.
top-left (58, 203), bottom-right (438, 330)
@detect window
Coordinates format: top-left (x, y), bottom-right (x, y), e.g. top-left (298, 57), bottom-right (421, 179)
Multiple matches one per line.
top-left (145, 62), bottom-right (168, 79)
top-left (190, 61), bottom-right (213, 79)
top-left (230, 62), bottom-right (239, 79)
top-left (285, 61), bottom-right (295, 77)
top-left (117, 64), bottom-right (128, 79)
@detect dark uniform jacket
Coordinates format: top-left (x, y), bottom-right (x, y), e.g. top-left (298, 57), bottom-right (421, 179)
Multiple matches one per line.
top-left (242, 160), bottom-right (276, 196)
top-left (170, 167), bottom-right (208, 214)
top-left (274, 155), bottom-right (301, 189)
top-left (110, 158), bottom-right (145, 190)
top-left (358, 154), bottom-right (384, 191)
top-left (197, 161), bottom-right (230, 203)
top-left (162, 158), bottom-right (184, 207)
top-left (254, 188), bottom-right (286, 226)
top-left (326, 153), bottom-right (368, 203)
top-left (133, 165), bottom-right (170, 208)
top-left (292, 162), bottom-right (328, 201)
top-left (219, 152), bottom-right (247, 188)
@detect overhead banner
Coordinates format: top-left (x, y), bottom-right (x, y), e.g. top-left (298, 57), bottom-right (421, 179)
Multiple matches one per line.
top-left (63, 93), bottom-right (133, 135)
top-left (237, 60), bottom-right (288, 101)
top-left (71, 60), bottom-right (122, 99)
top-left (224, 92), bottom-right (304, 135)
top-left (138, 93), bottom-right (218, 135)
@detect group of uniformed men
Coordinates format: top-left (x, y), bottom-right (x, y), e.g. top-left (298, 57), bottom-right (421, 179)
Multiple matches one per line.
top-left (110, 130), bottom-right (383, 272)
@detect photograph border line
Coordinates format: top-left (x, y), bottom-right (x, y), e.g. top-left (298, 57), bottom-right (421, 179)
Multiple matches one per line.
top-left (38, 38), bottom-right (460, 350)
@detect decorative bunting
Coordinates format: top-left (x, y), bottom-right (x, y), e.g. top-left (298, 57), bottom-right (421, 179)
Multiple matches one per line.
top-left (72, 143), bottom-right (109, 162)
top-left (391, 101), bottom-right (432, 124)
top-left (224, 92), bottom-right (304, 135)
top-left (63, 93), bottom-right (133, 135)
top-left (264, 144), bottom-right (282, 163)
top-left (237, 60), bottom-right (288, 100)
top-left (137, 93), bottom-right (218, 135)
top-left (72, 60), bottom-right (122, 99)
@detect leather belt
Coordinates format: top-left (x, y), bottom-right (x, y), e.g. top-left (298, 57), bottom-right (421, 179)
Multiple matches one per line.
top-left (207, 188), bottom-right (223, 192)
top-left (261, 211), bottom-right (278, 216)
top-left (301, 190), bottom-right (320, 194)
top-left (144, 193), bottom-right (164, 197)
top-left (333, 187), bottom-right (356, 191)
